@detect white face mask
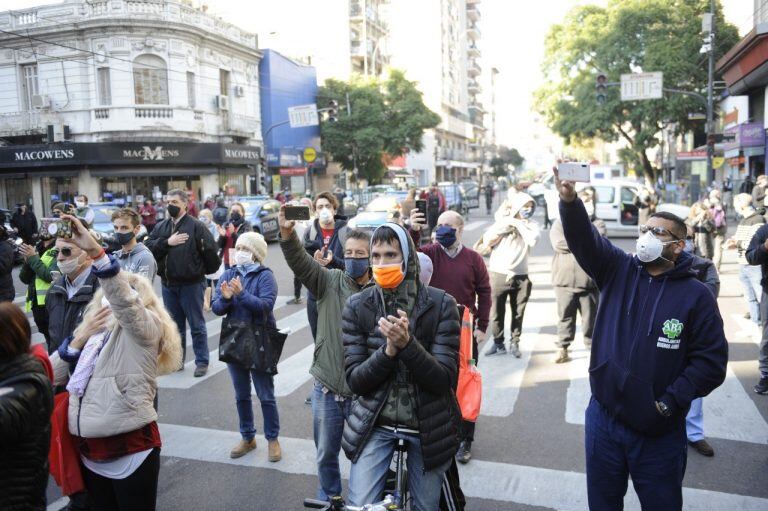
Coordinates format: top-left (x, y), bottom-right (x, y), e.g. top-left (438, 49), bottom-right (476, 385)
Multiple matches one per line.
top-left (318, 208), bottom-right (333, 223)
top-left (234, 250), bottom-right (253, 266)
top-left (58, 255), bottom-right (83, 276)
top-left (75, 201), bottom-right (85, 208)
top-left (635, 231), bottom-right (676, 264)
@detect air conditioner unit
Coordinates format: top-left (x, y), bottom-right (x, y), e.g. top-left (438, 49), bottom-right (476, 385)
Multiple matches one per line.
top-left (31, 94), bottom-right (50, 109)
top-left (234, 85), bottom-right (245, 97)
top-left (216, 94), bottom-right (229, 111)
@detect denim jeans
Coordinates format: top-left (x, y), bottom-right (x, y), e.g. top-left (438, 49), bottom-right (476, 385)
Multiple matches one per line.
top-left (227, 364), bottom-right (280, 441)
top-left (348, 427), bottom-right (451, 511)
top-left (759, 291), bottom-right (768, 378)
top-left (739, 265), bottom-right (762, 326)
top-left (686, 397), bottom-right (704, 442)
top-left (312, 381), bottom-right (351, 500)
top-left (585, 397), bottom-right (687, 511)
top-left (162, 281), bottom-right (209, 367)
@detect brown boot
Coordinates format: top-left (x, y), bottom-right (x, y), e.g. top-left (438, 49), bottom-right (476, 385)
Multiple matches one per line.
top-left (230, 438), bottom-right (256, 459)
top-left (268, 439), bottom-right (282, 462)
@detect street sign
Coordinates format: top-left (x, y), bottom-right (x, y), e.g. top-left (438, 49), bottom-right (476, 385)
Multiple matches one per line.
top-left (620, 72), bottom-right (663, 101)
top-left (288, 104), bottom-right (319, 128)
top-left (303, 147), bottom-right (317, 163)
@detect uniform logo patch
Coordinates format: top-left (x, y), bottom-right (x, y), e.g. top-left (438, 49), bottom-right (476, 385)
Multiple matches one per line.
top-left (658, 318), bottom-right (683, 349)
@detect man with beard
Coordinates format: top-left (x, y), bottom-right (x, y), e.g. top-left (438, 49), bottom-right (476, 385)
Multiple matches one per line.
top-left (555, 170), bottom-right (728, 510)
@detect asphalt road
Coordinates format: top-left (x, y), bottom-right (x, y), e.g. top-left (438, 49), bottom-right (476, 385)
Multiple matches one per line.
top-left (31, 197), bottom-right (768, 510)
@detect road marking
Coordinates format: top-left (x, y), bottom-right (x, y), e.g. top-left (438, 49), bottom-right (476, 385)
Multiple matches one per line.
top-left (158, 307), bottom-right (310, 390)
top-left (729, 313), bottom-right (761, 345)
top-left (158, 423), bottom-right (768, 510)
top-left (46, 496), bottom-right (69, 511)
top-left (273, 344), bottom-right (314, 397)
top-left (565, 350), bottom-right (768, 444)
top-left (463, 220), bottom-right (489, 232)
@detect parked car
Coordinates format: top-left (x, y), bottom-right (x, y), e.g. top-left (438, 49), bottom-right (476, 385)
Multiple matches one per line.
top-left (347, 194), bottom-right (404, 234)
top-left (438, 182), bottom-right (471, 218)
top-left (526, 171), bottom-right (554, 207)
top-left (458, 181), bottom-right (481, 211)
top-left (341, 195), bottom-right (359, 218)
top-left (240, 198), bottom-right (281, 241)
top-left (655, 203), bottom-right (691, 220)
top-left (90, 203), bottom-right (148, 253)
top-left (575, 179), bottom-right (643, 237)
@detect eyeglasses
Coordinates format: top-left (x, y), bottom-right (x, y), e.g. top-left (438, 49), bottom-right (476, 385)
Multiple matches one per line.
top-left (639, 224), bottom-right (680, 240)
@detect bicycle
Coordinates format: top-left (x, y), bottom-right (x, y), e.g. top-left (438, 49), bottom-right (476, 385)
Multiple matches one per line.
top-left (303, 437), bottom-right (410, 511)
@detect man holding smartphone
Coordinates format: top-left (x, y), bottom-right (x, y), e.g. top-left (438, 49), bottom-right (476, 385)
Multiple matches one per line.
top-left (19, 228), bottom-right (59, 348)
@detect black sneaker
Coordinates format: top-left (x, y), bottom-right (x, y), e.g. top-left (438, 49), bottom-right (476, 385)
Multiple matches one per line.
top-left (456, 440), bottom-right (472, 464)
top-left (305, 395), bottom-right (312, 405)
top-left (485, 342), bottom-right (506, 356)
top-left (755, 376), bottom-right (768, 395)
top-left (745, 312), bottom-right (752, 320)
top-left (688, 439), bottom-right (715, 457)
top-left (194, 365), bottom-right (208, 378)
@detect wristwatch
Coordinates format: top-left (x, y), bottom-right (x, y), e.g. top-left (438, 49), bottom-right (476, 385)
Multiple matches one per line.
top-left (655, 400), bottom-right (672, 418)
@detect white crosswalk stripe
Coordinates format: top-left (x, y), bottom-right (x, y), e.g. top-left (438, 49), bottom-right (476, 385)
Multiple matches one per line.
top-left (158, 423), bottom-right (768, 510)
top-left (463, 220), bottom-right (490, 232)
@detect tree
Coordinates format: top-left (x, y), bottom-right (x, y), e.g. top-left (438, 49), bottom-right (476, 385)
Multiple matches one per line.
top-left (490, 145), bottom-right (525, 177)
top-left (320, 71), bottom-right (440, 184)
top-left (534, 0), bottom-right (739, 182)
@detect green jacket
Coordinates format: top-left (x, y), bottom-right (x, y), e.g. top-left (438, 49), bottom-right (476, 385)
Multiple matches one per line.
top-left (280, 229), bottom-right (362, 397)
top-left (19, 246), bottom-right (59, 311)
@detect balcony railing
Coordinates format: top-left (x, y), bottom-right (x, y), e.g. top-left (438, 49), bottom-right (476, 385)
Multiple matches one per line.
top-left (135, 107), bottom-right (173, 119)
top-left (0, 111), bottom-right (46, 135)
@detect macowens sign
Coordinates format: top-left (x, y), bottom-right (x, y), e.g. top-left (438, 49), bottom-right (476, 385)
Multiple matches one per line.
top-left (0, 143), bottom-right (261, 168)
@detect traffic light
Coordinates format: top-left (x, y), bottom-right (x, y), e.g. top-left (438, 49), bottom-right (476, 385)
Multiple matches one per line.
top-left (596, 73), bottom-right (607, 105)
top-left (328, 100), bottom-right (338, 122)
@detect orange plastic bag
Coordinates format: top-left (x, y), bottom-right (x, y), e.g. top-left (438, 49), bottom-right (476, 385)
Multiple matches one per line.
top-left (456, 307), bottom-right (482, 422)
top-left (49, 392), bottom-right (85, 496)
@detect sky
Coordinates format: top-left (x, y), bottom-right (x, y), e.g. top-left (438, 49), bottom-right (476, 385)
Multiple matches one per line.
top-left (8, 0), bottom-right (758, 165)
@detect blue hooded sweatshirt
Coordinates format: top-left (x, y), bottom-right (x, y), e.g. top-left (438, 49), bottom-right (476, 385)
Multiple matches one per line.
top-left (560, 198), bottom-right (728, 436)
top-left (211, 264), bottom-right (277, 329)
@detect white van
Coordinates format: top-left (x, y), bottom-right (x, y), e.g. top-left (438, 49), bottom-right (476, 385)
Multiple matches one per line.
top-left (576, 179), bottom-right (643, 237)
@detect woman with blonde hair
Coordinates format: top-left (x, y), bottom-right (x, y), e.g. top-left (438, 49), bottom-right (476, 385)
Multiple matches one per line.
top-left (57, 215), bottom-right (181, 511)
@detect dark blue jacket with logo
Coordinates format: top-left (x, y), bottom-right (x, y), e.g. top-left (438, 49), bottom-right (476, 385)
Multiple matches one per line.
top-left (560, 198), bottom-right (728, 436)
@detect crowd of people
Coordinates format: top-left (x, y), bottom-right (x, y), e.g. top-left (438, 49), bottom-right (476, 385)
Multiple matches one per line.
top-left (0, 168), bottom-right (764, 511)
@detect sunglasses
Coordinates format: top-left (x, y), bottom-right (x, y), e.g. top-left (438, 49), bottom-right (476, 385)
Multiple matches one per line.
top-left (59, 247), bottom-right (74, 257)
top-left (639, 224), bottom-right (681, 241)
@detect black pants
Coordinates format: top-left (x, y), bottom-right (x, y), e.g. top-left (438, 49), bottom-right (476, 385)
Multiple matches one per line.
top-left (293, 276), bottom-right (302, 300)
top-left (554, 287), bottom-right (598, 348)
top-left (31, 303), bottom-right (51, 349)
top-left (307, 294), bottom-right (318, 340)
top-left (81, 448), bottom-right (160, 511)
top-left (489, 273), bottom-right (532, 345)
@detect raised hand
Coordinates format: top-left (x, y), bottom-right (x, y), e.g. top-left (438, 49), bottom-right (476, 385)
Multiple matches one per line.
top-left (230, 276), bottom-right (244, 296)
top-left (553, 165), bottom-right (576, 203)
top-left (314, 249), bottom-right (333, 267)
top-left (59, 214), bottom-right (103, 258)
top-left (278, 206), bottom-right (296, 237)
top-left (220, 280), bottom-right (234, 299)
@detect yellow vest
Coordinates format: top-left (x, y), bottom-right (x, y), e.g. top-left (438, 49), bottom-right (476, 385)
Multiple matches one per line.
top-left (26, 248), bottom-right (56, 311)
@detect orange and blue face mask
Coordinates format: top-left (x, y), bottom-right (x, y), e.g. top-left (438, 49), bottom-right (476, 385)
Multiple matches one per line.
top-left (372, 262), bottom-right (405, 289)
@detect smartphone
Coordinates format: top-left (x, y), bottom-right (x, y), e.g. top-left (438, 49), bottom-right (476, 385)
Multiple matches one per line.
top-left (415, 199), bottom-right (427, 217)
top-left (284, 206), bottom-right (311, 221)
top-left (14, 238), bottom-right (23, 246)
top-left (557, 162), bottom-right (591, 182)
top-left (40, 218), bottom-right (72, 239)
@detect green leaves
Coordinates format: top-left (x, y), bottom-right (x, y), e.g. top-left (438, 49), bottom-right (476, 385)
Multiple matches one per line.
top-left (535, 0), bottom-right (740, 180)
top-left (319, 70), bottom-right (440, 184)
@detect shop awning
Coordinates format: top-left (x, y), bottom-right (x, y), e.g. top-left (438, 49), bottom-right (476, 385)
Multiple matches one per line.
top-left (89, 167), bottom-right (219, 177)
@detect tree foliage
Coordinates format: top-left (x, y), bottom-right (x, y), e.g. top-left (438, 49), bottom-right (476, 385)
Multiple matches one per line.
top-left (491, 145), bottom-right (525, 177)
top-left (534, 0), bottom-right (739, 181)
top-left (320, 70), bottom-right (441, 183)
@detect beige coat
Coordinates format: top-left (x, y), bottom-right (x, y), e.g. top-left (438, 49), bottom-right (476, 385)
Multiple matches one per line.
top-left (68, 271), bottom-right (170, 438)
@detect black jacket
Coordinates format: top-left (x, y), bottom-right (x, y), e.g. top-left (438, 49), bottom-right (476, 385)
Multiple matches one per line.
top-left (11, 210), bottom-right (38, 242)
top-left (145, 214), bottom-right (220, 286)
top-left (0, 239), bottom-right (15, 301)
top-left (341, 285), bottom-right (461, 470)
top-left (0, 354), bottom-right (53, 511)
top-left (302, 218), bottom-right (347, 272)
top-left (45, 269), bottom-right (100, 354)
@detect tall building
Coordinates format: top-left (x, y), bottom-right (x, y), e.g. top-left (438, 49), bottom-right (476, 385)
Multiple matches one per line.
top-left (0, 0), bottom-right (262, 215)
top-left (387, 0), bottom-right (482, 186)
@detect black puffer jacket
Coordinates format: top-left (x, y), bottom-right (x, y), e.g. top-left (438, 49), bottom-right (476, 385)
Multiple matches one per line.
top-left (46, 270), bottom-right (100, 354)
top-left (0, 354), bottom-right (53, 511)
top-left (341, 284), bottom-right (461, 470)
top-left (145, 214), bottom-right (220, 286)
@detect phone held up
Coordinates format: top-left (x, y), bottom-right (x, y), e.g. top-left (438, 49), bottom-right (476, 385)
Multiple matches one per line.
top-left (284, 206), bottom-right (311, 221)
top-left (40, 218), bottom-right (73, 239)
top-left (415, 199), bottom-right (427, 217)
top-left (557, 162), bottom-right (591, 183)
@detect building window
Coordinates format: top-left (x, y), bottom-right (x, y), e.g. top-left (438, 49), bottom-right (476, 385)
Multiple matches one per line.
top-left (97, 67), bottom-right (111, 106)
top-left (132, 54), bottom-right (169, 105)
top-left (219, 69), bottom-right (230, 96)
top-left (21, 64), bottom-right (39, 110)
top-left (186, 71), bottom-right (196, 108)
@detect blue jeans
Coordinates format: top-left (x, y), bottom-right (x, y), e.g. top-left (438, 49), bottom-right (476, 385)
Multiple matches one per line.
top-left (585, 397), bottom-right (687, 511)
top-left (686, 397), bottom-right (704, 442)
top-left (227, 363), bottom-right (280, 441)
top-left (162, 282), bottom-right (209, 367)
top-left (348, 427), bottom-right (451, 511)
top-left (312, 381), bottom-right (351, 500)
top-left (739, 265), bottom-right (762, 326)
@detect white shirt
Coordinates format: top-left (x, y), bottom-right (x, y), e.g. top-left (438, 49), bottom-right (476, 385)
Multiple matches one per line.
top-left (65, 266), bottom-right (93, 299)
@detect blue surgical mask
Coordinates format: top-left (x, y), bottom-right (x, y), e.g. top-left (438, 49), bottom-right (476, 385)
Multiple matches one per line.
top-left (344, 257), bottom-right (369, 279)
top-left (435, 225), bottom-right (457, 248)
top-left (519, 207), bottom-right (534, 219)
top-left (684, 240), bottom-right (695, 254)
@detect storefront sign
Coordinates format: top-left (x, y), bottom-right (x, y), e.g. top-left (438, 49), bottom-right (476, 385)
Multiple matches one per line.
top-left (723, 123), bottom-right (765, 151)
top-left (279, 167), bottom-right (306, 176)
top-left (677, 150), bottom-right (707, 160)
top-left (0, 142), bottom-right (262, 169)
